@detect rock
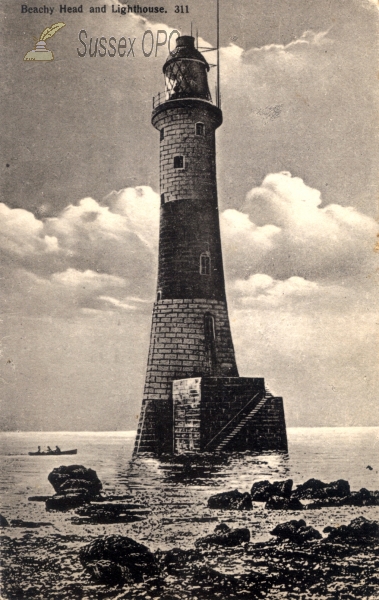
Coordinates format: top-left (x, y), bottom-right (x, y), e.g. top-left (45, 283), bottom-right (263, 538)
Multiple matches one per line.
top-left (293, 478), bottom-right (350, 500)
top-left (271, 519), bottom-right (321, 544)
top-left (85, 560), bottom-right (131, 585)
top-left (265, 495), bottom-right (304, 510)
top-left (48, 465), bottom-right (102, 498)
top-left (160, 548), bottom-right (204, 575)
top-left (348, 488), bottom-right (379, 506)
top-left (292, 478), bottom-right (328, 499)
top-left (207, 489), bottom-right (252, 510)
top-left (79, 535), bottom-right (157, 583)
top-left (307, 488), bottom-right (379, 509)
top-left (271, 519), bottom-right (306, 538)
top-left (251, 479), bottom-right (293, 501)
top-left (46, 493), bottom-right (89, 511)
top-left (250, 480), bottom-right (273, 501)
top-left (196, 523), bottom-right (250, 547)
top-left (214, 522), bottom-right (231, 534)
top-left (28, 496), bottom-right (51, 502)
top-left (295, 525), bottom-right (322, 543)
top-left (326, 516), bottom-right (379, 545)
top-left (324, 479), bottom-right (350, 498)
top-left (0, 514), bottom-right (9, 527)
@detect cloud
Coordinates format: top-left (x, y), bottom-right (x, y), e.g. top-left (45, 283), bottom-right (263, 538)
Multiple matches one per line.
top-left (0, 203), bottom-right (60, 257)
top-left (221, 172), bottom-right (377, 281)
top-left (0, 186), bottom-right (160, 317)
top-left (216, 22), bottom-right (378, 217)
top-left (233, 274), bottom-right (319, 307)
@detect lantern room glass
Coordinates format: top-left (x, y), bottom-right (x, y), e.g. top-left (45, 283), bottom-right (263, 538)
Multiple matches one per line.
top-left (164, 59), bottom-right (212, 101)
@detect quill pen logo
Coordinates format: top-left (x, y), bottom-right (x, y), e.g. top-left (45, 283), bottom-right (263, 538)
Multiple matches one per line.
top-left (24, 23), bottom-right (66, 61)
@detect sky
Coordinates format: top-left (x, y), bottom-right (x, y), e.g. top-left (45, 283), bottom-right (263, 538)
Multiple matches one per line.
top-left (0, 0), bottom-right (378, 431)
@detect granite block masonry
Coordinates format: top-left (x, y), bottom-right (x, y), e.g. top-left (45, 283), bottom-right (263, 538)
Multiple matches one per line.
top-left (133, 35), bottom-right (287, 456)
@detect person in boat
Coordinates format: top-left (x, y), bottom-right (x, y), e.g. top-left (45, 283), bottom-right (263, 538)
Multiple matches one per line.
top-left (37, 446), bottom-right (41, 454)
top-left (47, 446), bottom-right (52, 453)
top-left (55, 446), bottom-right (61, 454)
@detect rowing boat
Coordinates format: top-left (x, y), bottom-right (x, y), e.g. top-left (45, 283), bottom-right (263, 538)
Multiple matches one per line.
top-left (28, 449), bottom-right (77, 456)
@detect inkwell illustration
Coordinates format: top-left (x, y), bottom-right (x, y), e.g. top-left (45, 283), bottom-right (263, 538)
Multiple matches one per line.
top-left (24, 23), bottom-right (65, 62)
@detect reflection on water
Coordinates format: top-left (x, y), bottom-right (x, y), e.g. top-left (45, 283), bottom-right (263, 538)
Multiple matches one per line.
top-left (0, 428), bottom-right (378, 551)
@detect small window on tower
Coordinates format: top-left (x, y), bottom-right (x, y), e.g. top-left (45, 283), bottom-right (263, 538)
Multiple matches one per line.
top-left (160, 128), bottom-right (164, 141)
top-left (195, 122), bottom-right (205, 136)
top-left (157, 290), bottom-right (162, 301)
top-left (204, 313), bottom-right (215, 344)
top-left (200, 252), bottom-right (211, 275)
top-left (174, 155), bottom-right (184, 169)
top-left (161, 193), bottom-right (165, 205)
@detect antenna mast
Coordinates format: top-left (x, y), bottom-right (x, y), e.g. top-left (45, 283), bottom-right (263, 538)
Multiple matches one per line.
top-left (216, 0), bottom-right (220, 108)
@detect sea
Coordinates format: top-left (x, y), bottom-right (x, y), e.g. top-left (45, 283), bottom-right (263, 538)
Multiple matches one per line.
top-left (1, 428), bottom-right (379, 552)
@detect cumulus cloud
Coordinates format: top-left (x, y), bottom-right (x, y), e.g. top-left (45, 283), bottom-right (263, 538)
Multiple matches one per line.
top-left (221, 172), bottom-right (377, 281)
top-left (0, 186), bottom-right (160, 317)
top-left (232, 274), bottom-right (319, 307)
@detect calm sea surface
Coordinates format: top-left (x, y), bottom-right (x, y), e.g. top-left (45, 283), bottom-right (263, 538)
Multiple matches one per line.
top-left (1, 428), bottom-right (378, 551)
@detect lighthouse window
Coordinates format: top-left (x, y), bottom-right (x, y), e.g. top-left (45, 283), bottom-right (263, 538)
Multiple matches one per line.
top-left (174, 155), bottom-right (184, 169)
top-left (161, 193), bottom-right (165, 205)
top-left (195, 122), bottom-right (205, 136)
top-left (160, 128), bottom-right (164, 141)
top-left (200, 252), bottom-right (211, 275)
top-left (204, 313), bottom-right (215, 344)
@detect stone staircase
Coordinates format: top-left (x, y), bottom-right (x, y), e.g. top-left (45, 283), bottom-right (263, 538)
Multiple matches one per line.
top-left (212, 388), bottom-right (274, 453)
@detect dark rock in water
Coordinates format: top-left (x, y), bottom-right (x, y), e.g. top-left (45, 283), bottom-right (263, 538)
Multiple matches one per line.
top-left (0, 514), bottom-right (9, 527)
top-left (326, 516), bottom-right (379, 545)
top-left (196, 522), bottom-right (250, 547)
top-left (292, 478), bottom-right (328, 499)
top-left (271, 519), bottom-right (306, 537)
top-left (28, 496), bottom-right (51, 502)
top-left (265, 495), bottom-right (303, 510)
top-left (251, 479), bottom-right (293, 501)
top-left (46, 493), bottom-right (89, 511)
top-left (348, 488), bottom-right (379, 506)
top-left (214, 522), bottom-right (231, 534)
top-left (270, 519), bottom-right (321, 544)
top-left (48, 465), bottom-right (102, 498)
top-left (295, 525), bottom-right (322, 543)
top-left (207, 489), bottom-right (252, 510)
top-left (325, 479), bottom-right (350, 498)
top-left (307, 488), bottom-right (379, 509)
top-left (10, 520), bottom-right (52, 528)
top-left (160, 548), bottom-right (204, 575)
top-left (85, 560), bottom-right (131, 585)
top-left (250, 480), bottom-right (272, 501)
top-left (79, 535), bottom-right (157, 583)
top-left (293, 478), bottom-right (350, 500)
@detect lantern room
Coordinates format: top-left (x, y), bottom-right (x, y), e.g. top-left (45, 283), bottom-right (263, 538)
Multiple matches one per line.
top-left (163, 35), bottom-right (212, 102)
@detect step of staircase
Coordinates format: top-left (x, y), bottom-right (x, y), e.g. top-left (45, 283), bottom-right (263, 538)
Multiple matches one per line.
top-left (214, 393), bottom-right (270, 452)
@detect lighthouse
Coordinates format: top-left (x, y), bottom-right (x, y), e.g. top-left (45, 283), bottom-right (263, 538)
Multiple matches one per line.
top-left (134, 36), bottom-right (287, 456)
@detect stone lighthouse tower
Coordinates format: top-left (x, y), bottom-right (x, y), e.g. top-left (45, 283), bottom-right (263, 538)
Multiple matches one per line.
top-left (134, 36), bottom-right (287, 456)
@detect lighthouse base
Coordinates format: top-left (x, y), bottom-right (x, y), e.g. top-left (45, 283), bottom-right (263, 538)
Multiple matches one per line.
top-left (173, 377), bottom-right (287, 454)
top-left (134, 376), bottom-right (287, 456)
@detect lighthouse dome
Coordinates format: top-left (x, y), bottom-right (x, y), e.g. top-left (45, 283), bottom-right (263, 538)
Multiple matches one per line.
top-left (164, 36), bottom-right (209, 71)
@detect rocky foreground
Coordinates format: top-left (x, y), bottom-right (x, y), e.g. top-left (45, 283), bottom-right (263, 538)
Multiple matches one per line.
top-left (1, 466), bottom-right (379, 599)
